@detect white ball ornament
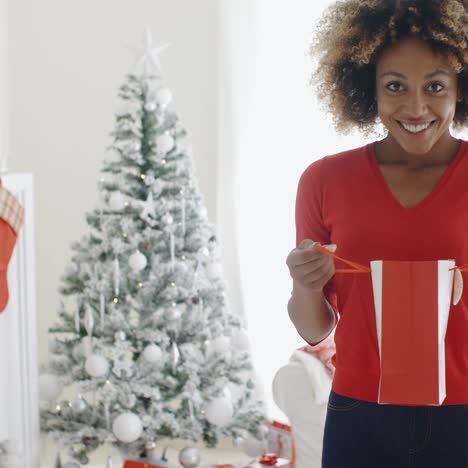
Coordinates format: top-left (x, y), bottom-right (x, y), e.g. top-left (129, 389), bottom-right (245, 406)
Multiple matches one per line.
top-left (71, 397), bottom-right (87, 413)
top-left (38, 374), bottom-right (63, 401)
top-left (179, 447), bottom-right (201, 468)
top-left (109, 191), bottom-right (126, 211)
top-left (239, 435), bottom-right (265, 457)
top-left (199, 247), bottom-right (210, 258)
top-left (165, 305), bottom-right (182, 321)
top-left (85, 354), bottom-right (109, 378)
top-left (210, 335), bottom-right (231, 355)
top-left (204, 393), bottom-right (234, 427)
top-left (129, 250), bottom-right (148, 272)
top-left (144, 101), bottom-right (157, 112)
top-left (156, 87), bottom-right (173, 107)
top-left (143, 344), bottom-right (163, 363)
top-left (231, 329), bottom-right (250, 350)
top-left (112, 412), bottom-right (143, 443)
top-left (156, 133), bottom-right (175, 153)
top-left (206, 261), bottom-right (222, 279)
top-left (161, 213), bottom-right (174, 225)
top-left (114, 331), bottom-right (126, 341)
top-left (177, 259), bottom-right (189, 274)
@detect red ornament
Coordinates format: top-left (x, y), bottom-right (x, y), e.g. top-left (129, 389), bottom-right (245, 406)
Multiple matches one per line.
top-left (259, 454), bottom-right (278, 465)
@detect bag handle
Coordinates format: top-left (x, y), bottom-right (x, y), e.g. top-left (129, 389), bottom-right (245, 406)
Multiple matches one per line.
top-left (313, 244), bottom-right (468, 274)
top-left (312, 244), bottom-right (370, 273)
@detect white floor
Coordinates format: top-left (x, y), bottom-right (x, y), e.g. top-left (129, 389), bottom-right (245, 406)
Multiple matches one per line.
top-left (41, 434), bottom-right (253, 467)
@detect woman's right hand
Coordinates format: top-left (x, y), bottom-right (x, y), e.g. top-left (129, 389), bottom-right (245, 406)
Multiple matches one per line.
top-left (286, 239), bottom-right (337, 292)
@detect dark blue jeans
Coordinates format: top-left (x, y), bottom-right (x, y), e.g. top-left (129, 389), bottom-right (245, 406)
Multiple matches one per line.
top-left (322, 390), bottom-right (468, 468)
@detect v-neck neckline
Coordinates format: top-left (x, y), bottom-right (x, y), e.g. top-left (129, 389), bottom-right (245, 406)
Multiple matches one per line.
top-left (366, 139), bottom-right (466, 212)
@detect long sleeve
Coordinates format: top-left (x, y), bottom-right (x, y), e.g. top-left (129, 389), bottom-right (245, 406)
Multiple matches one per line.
top-left (294, 158), bottom-right (339, 344)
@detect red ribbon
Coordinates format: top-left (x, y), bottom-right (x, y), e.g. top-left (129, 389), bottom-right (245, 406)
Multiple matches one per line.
top-left (270, 420), bottom-right (291, 432)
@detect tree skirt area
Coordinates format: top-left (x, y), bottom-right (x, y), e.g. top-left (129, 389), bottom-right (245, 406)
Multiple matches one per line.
top-left (41, 434), bottom-right (252, 467)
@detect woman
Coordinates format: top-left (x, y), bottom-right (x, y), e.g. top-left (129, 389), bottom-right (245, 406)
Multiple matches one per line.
top-left (286, 1), bottom-right (468, 467)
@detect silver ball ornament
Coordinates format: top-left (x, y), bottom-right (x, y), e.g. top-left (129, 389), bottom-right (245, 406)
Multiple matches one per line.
top-left (71, 397), bottom-right (87, 413)
top-left (109, 191), bottom-right (126, 211)
top-left (204, 394), bottom-right (234, 426)
top-left (161, 213), bottom-right (174, 225)
top-left (144, 101), bottom-right (157, 112)
top-left (85, 354), bottom-right (109, 378)
top-left (239, 435), bottom-right (265, 457)
top-left (179, 447), bottom-right (201, 468)
top-left (112, 412), bottom-right (143, 443)
top-left (129, 250), bottom-right (148, 272)
top-left (156, 87), bottom-right (173, 107)
top-left (209, 335), bottom-right (231, 355)
top-left (231, 329), bottom-right (250, 350)
top-left (114, 331), bottom-right (126, 341)
top-left (156, 133), bottom-right (175, 154)
top-left (62, 463), bottom-right (81, 468)
top-left (199, 247), bottom-right (210, 258)
top-left (165, 305), bottom-right (182, 321)
top-left (143, 344), bottom-right (163, 363)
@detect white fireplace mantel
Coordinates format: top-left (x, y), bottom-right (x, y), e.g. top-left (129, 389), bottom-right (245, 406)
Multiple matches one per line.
top-left (0, 173), bottom-right (39, 468)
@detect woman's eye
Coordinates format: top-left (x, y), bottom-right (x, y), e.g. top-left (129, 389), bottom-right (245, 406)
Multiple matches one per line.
top-left (385, 82), bottom-right (445, 93)
top-left (428, 82), bottom-right (444, 92)
top-left (385, 82), bottom-right (401, 92)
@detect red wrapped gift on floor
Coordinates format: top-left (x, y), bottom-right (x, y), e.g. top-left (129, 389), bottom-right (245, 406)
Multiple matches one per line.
top-left (263, 421), bottom-right (295, 466)
top-left (313, 244), bottom-right (468, 406)
top-left (123, 461), bottom-right (167, 468)
top-left (244, 454), bottom-right (291, 468)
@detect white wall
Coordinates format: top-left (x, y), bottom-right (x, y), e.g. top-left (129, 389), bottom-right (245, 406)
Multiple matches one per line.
top-left (219, 0), bottom-right (368, 420)
top-left (8, 0), bottom-right (219, 366)
top-left (0, 0), bottom-right (8, 166)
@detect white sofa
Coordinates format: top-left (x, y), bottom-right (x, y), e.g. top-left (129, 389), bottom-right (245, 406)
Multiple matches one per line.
top-left (272, 347), bottom-right (333, 468)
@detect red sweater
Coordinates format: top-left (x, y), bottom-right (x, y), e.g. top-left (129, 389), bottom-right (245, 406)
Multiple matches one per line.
top-left (295, 139), bottom-right (468, 405)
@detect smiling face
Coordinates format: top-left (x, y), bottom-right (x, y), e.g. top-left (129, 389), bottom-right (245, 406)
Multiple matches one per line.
top-left (375, 36), bottom-right (461, 159)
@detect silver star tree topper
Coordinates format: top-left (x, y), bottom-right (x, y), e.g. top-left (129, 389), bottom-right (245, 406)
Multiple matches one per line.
top-left (131, 27), bottom-right (171, 76)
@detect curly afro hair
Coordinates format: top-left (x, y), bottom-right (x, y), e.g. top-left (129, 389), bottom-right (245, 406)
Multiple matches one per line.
top-left (309, 0), bottom-right (468, 138)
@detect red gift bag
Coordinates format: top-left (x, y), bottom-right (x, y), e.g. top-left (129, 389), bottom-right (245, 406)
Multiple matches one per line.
top-left (312, 244), bottom-right (468, 406)
top-left (370, 259), bottom-right (454, 405)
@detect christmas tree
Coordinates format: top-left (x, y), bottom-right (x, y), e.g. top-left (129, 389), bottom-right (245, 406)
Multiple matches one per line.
top-left (39, 30), bottom-right (266, 465)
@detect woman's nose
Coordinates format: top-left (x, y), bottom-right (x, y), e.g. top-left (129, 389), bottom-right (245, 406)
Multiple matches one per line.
top-left (405, 91), bottom-right (428, 116)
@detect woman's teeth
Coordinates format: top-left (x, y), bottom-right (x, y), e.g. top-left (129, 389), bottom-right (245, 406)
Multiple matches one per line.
top-left (399, 121), bottom-right (434, 133)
